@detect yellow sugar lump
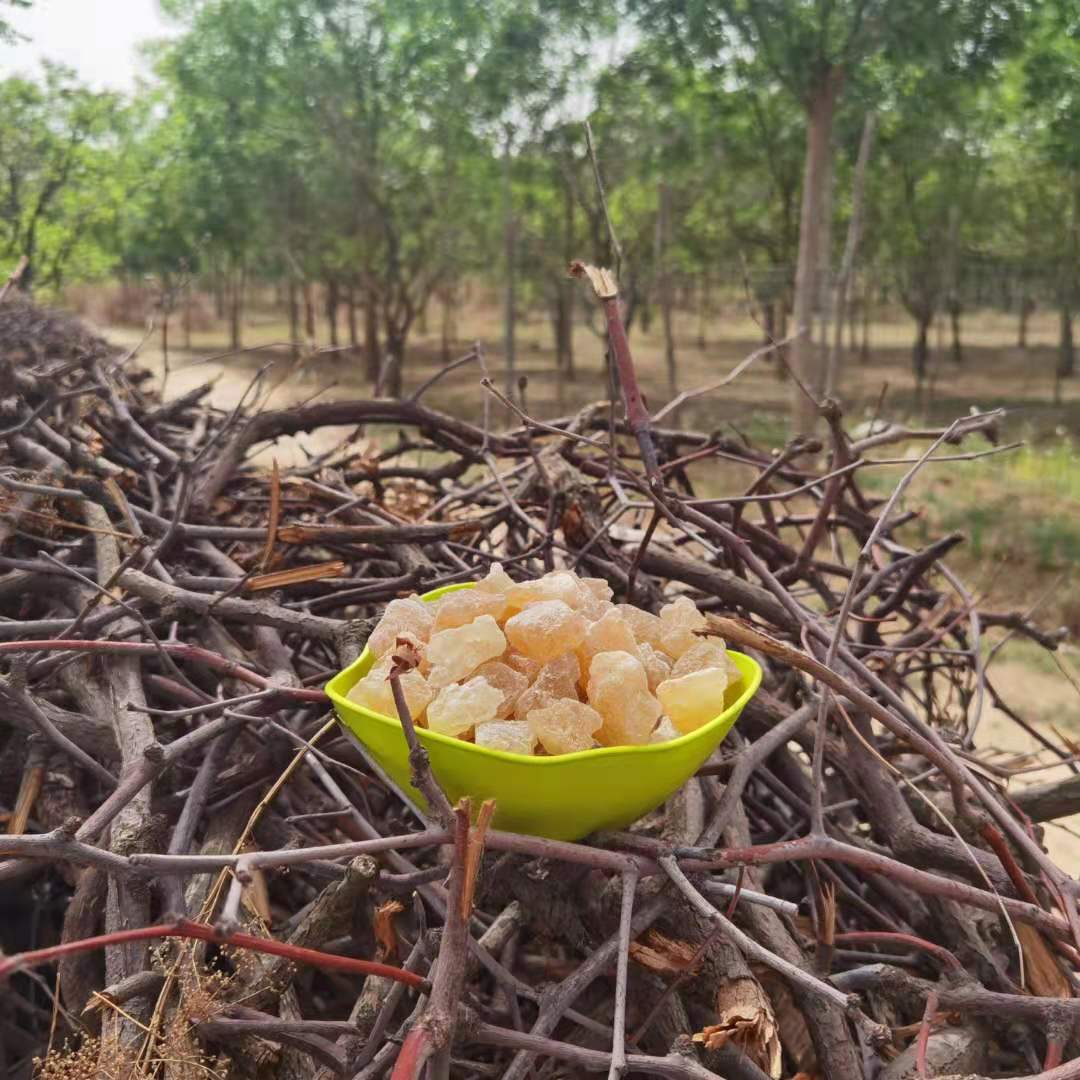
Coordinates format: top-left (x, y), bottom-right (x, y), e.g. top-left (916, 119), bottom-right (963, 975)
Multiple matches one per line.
top-left (650, 716), bottom-right (681, 743)
top-left (504, 600), bottom-right (588, 663)
top-left (472, 660), bottom-right (529, 720)
top-left (513, 652), bottom-right (581, 720)
top-left (615, 603), bottom-right (666, 653)
top-left (586, 650), bottom-right (661, 746)
top-left (506, 570), bottom-right (586, 612)
top-left (657, 595), bottom-right (708, 659)
top-left (347, 655), bottom-right (433, 722)
top-left (433, 588), bottom-right (509, 631)
top-left (657, 666), bottom-right (730, 734)
top-left (582, 577), bottom-right (614, 604)
top-left (576, 608), bottom-right (639, 681)
top-left (476, 719), bottom-right (538, 755)
top-left (475, 561), bottom-right (515, 596)
top-left (505, 651), bottom-right (543, 682)
top-left (670, 640), bottom-right (728, 679)
top-left (669, 639), bottom-right (742, 691)
top-left (529, 699), bottom-right (602, 755)
top-left (367, 597), bottom-right (434, 658)
top-left (426, 676), bottom-right (504, 737)
top-left (426, 614), bottom-right (506, 688)
top-left (638, 642), bottom-right (672, 692)
top-left (579, 577), bottom-right (615, 619)
top-left (356, 569), bottom-right (733, 756)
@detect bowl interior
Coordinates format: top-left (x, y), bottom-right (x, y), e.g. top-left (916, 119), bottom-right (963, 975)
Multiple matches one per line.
top-left (326, 583), bottom-right (762, 839)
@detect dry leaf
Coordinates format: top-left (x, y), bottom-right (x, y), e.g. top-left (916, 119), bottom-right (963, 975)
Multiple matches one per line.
top-left (629, 929), bottom-right (699, 974)
top-left (374, 899), bottom-right (405, 962)
top-left (1017, 923), bottom-right (1072, 998)
top-left (694, 976), bottom-right (782, 1079)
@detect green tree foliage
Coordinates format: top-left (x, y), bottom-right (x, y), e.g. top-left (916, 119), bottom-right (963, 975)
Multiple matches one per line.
top-left (4, 0), bottom-right (1080, 409)
top-left (0, 0), bottom-right (31, 45)
top-left (631, 0), bottom-right (1032, 430)
top-left (0, 63), bottom-right (126, 292)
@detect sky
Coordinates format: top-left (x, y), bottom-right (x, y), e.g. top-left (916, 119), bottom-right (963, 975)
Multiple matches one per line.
top-left (0, 0), bottom-right (176, 92)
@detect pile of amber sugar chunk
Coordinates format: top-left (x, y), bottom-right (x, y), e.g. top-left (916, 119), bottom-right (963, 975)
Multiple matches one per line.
top-left (347, 566), bottom-right (741, 755)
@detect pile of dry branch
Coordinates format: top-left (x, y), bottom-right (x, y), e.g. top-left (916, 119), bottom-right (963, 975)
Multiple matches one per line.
top-left (1, 282), bottom-right (1078, 1080)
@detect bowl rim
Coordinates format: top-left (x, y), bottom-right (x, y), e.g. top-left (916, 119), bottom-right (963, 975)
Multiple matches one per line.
top-left (326, 583), bottom-right (762, 767)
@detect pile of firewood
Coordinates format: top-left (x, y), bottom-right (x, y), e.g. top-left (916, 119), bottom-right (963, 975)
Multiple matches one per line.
top-left (0, 285), bottom-right (1076, 1080)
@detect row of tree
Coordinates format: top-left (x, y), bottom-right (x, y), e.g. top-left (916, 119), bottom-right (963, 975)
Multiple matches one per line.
top-left (2, 0), bottom-right (1079, 420)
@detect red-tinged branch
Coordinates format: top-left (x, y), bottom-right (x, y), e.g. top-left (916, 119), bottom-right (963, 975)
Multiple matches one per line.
top-left (0, 639), bottom-right (329, 703)
top-left (392, 802), bottom-right (474, 1080)
top-left (833, 932), bottom-right (964, 974)
top-left (0, 918), bottom-right (429, 991)
top-left (1044, 1040), bottom-right (1065, 1071)
top-left (915, 990), bottom-right (938, 1080)
top-left (389, 638), bottom-right (454, 827)
top-left (392, 1027), bottom-right (434, 1080)
top-left (981, 821), bottom-right (1043, 907)
top-left (569, 261), bottom-right (662, 494)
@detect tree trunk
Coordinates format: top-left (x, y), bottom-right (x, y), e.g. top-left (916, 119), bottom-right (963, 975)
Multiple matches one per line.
top-left (776, 301), bottom-right (790, 380)
top-left (347, 284), bottom-right (359, 350)
top-left (563, 282), bottom-right (576, 379)
top-left (552, 289), bottom-right (570, 379)
top-left (816, 135), bottom-right (836, 350)
top-left (945, 205), bottom-right (961, 365)
top-left (559, 172), bottom-right (576, 380)
top-left (825, 111), bottom-right (875, 398)
top-left (325, 278), bottom-right (339, 347)
top-left (949, 299), bottom-right (963, 365)
top-left (790, 66), bottom-right (843, 433)
top-left (912, 315), bottom-right (931, 382)
top-left (639, 298), bottom-right (653, 335)
top-left (502, 130), bottom-right (516, 398)
top-left (214, 268), bottom-right (225, 320)
top-left (1062, 173), bottom-right (1080, 389)
top-left (697, 273), bottom-right (709, 349)
top-left (1018, 297), bottom-right (1033, 349)
top-left (440, 286), bottom-right (456, 364)
top-left (228, 262), bottom-right (244, 351)
top-left (860, 281), bottom-right (872, 363)
top-left (182, 288), bottom-right (192, 350)
top-left (20, 242), bottom-right (35, 295)
top-left (287, 277), bottom-right (300, 360)
top-left (656, 181), bottom-right (677, 397)
top-left (303, 283), bottom-right (316, 341)
top-left (763, 299), bottom-right (776, 346)
top-left (382, 334), bottom-right (405, 398)
top-left (1059, 303), bottom-right (1074, 380)
top-left (364, 290), bottom-right (380, 385)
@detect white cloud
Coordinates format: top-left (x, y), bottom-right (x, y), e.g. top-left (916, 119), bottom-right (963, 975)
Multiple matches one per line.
top-left (0, 0), bottom-right (176, 92)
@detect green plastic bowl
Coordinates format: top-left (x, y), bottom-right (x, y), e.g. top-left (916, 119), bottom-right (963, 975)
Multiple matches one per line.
top-left (327, 583), bottom-right (762, 841)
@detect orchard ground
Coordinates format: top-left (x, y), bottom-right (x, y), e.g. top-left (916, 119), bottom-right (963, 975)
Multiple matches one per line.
top-left (94, 291), bottom-right (1080, 864)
